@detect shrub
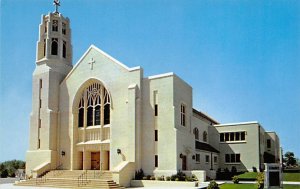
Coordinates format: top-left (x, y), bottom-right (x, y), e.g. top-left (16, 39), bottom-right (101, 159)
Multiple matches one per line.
top-left (231, 166), bottom-right (237, 175)
top-left (207, 180), bottom-right (219, 189)
top-left (175, 177), bottom-right (179, 181)
top-left (150, 176), bottom-right (155, 180)
top-left (134, 169), bottom-right (144, 180)
top-left (146, 175), bottom-right (151, 180)
top-left (170, 174), bottom-right (177, 181)
top-left (165, 176), bottom-right (171, 181)
top-left (253, 166), bottom-right (258, 172)
top-left (256, 172), bottom-right (264, 189)
top-left (224, 168), bottom-right (229, 173)
top-left (192, 174), bottom-right (198, 181)
top-left (142, 176), bottom-right (148, 180)
top-left (157, 175), bottom-right (164, 181)
top-left (0, 169), bottom-right (8, 178)
top-left (185, 176), bottom-right (193, 181)
top-left (232, 176), bottom-right (239, 184)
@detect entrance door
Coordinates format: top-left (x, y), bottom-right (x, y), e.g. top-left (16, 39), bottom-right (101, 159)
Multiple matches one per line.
top-left (182, 155), bottom-right (187, 170)
top-left (91, 152), bottom-right (100, 170)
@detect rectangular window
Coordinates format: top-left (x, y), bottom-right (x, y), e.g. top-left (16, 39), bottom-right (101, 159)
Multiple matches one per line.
top-left (38, 139), bottom-right (41, 149)
top-left (38, 119), bottom-right (41, 128)
top-left (155, 104), bottom-right (158, 116)
top-left (230, 132), bottom-right (235, 141)
top-left (39, 99), bottom-right (42, 108)
top-left (155, 155), bottom-right (158, 167)
top-left (52, 20), bottom-right (58, 31)
top-left (44, 21), bottom-right (47, 33)
top-left (241, 132), bottom-right (245, 140)
top-left (225, 133), bottom-right (229, 141)
top-left (225, 154), bottom-right (241, 163)
top-left (205, 155), bottom-right (210, 163)
top-left (196, 154), bottom-right (200, 162)
top-left (225, 154), bottom-right (230, 163)
top-left (181, 104), bottom-right (186, 126)
top-left (155, 130), bottom-right (158, 141)
top-left (235, 132), bottom-right (240, 141)
top-left (267, 139), bottom-right (271, 148)
top-left (220, 131), bottom-right (246, 142)
top-left (220, 133), bottom-right (224, 142)
top-left (214, 156), bottom-right (218, 163)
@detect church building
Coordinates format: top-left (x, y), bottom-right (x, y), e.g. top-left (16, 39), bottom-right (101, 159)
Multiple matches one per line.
top-left (25, 6), bottom-right (281, 187)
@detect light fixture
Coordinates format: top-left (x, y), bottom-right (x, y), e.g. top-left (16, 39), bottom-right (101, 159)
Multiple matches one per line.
top-left (117, 149), bottom-right (121, 155)
top-left (179, 153), bottom-right (183, 158)
top-left (61, 151), bottom-right (65, 156)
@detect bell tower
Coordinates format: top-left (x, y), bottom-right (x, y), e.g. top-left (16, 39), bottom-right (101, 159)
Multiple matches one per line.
top-left (26, 1), bottom-right (73, 177)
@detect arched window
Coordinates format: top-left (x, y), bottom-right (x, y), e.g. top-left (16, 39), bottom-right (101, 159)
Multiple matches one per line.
top-left (77, 83), bottom-right (111, 127)
top-left (193, 128), bottom-right (199, 140)
top-left (63, 41), bottom-right (66, 58)
top-left (51, 38), bottom-right (58, 55)
top-left (203, 131), bottom-right (208, 142)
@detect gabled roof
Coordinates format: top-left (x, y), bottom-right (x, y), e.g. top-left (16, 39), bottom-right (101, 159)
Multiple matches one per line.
top-left (63, 44), bottom-right (141, 82)
top-left (195, 141), bottom-right (219, 153)
top-left (192, 108), bottom-right (219, 125)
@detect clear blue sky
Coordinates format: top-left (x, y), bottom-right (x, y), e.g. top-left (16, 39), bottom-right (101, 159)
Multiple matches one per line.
top-left (0, 0), bottom-right (299, 162)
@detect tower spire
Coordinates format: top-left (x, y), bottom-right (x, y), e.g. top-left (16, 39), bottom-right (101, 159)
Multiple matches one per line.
top-left (53, 0), bottom-right (60, 13)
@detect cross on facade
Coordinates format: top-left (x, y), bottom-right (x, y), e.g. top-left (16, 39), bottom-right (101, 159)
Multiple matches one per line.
top-left (53, 0), bottom-right (60, 13)
top-left (88, 58), bottom-right (96, 70)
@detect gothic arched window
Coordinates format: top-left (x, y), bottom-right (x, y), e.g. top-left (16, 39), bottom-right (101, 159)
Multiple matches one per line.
top-left (193, 128), bottom-right (199, 140)
top-left (63, 41), bottom-right (66, 58)
top-left (203, 131), bottom-right (208, 142)
top-left (51, 38), bottom-right (58, 55)
top-left (77, 83), bottom-right (111, 127)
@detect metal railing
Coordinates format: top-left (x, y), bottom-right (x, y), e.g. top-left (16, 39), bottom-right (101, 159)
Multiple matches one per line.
top-left (77, 170), bottom-right (89, 187)
top-left (35, 171), bottom-right (47, 185)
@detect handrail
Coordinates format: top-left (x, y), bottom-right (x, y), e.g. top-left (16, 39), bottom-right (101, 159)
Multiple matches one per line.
top-left (53, 164), bottom-right (63, 176)
top-left (77, 170), bottom-right (89, 187)
top-left (35, 170), bottom-right (47, 185)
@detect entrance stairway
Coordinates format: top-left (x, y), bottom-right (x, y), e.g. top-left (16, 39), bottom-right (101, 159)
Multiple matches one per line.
top-left (15, 170), bottom-right (125, 189)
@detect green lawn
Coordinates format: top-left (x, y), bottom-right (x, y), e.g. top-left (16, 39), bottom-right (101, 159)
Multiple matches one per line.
top-left (284, 173), bottom-right (300, 182)
top-left (237, 172), bottom-right (258, 180)
top-left (220, 184), bottom-right (300, 189)
top-left (220, 183), bottom-right (256, 189)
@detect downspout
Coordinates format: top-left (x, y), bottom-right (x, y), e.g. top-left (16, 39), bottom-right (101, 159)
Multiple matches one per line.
top-left (210, 152), bottom-right (213, 170)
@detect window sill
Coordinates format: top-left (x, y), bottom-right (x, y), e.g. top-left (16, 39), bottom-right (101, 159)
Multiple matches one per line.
top-left (220, 141), bottom-right (246, 144)
top-left (224, 163), bottom-right (241, 165)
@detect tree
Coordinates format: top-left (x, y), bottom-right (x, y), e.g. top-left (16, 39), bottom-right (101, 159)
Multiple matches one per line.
top-left (284, 152), bottom-right (297, 166)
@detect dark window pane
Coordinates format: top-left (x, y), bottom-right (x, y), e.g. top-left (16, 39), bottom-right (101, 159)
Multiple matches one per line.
top-left (78, 108), bottom-right (84, 127)
top-left (236, 154), bottom-right (241, 162)
top-left (155, 104), bottom-right (158, 116)
top-left (236, 132), bottom-right (240, 141)
top-left (267, 139), bottom-right (271, 148)
top-left (94, 105), bottom-right (100, 125)
top-left (230, 133), bottom-right (235, 141)
top-left (241, 132), bottom-right (245, 140)
top-left (155, 155), bottom-right (158, 167)
top-left (231, 154), bottom-right (236, 163)
top-left (220, 133), bottom-right (224, 142)
top-left (155, 130), bottom-right (158, 141)
top-left (225, 133), bottom-right (229, 141)
top-left (51, 40), bottom-right (58, 55)
top-left (87, 107), bottom-right (93, 126)
top-left (104, 104), bottom-right (110, 125)
top-left (63, 41), bottom-right (66, 58)
top-left (225, 154), bottom-right (230, 163)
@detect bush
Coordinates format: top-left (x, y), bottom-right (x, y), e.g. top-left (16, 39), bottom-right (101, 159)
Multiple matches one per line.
top-left (0, 169), bottom-right (8, 178)
top-left (142, 176), bottom-right (148, 180)
top-left (157, 175), bottom-right (164, 181)
top-left (165, 176), bottom-right (171, 181)
top-left (135, 169), bottom-right (144, 180)
top-left (207, 180), bottom-right (219, 189)
top-left (232, 176), bottom-right (239, 184)
top-left (256, 172), bottom-right (264, 189)
top-left (192, 174), bottom-right (198, 181)
top-left (150, 176), bottom-right (155, 180)
top-left (253, 166), bottom-right (258, 172)
top-left (231, 166), bottom-right (237, 175)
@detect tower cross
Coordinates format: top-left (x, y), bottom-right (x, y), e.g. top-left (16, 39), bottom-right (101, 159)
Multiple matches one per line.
top-left (88, 58), bottom-right (96, 70)
top-left (53, 0), bottom-right (60, 13)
